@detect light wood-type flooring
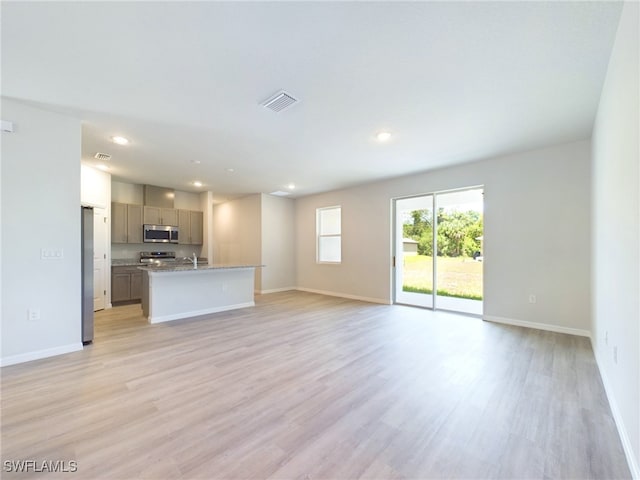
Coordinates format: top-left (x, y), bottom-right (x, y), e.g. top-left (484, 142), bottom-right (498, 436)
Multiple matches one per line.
top-left (1, 291), bottom-right (631, 479)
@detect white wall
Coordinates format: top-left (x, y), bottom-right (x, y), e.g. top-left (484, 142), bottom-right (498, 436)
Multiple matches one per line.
top-left (174, 191), bottom-right (201, 210)
top-left (296, 140), bottom-right (592, 334)
top-left (211, 195), bottom-right (262, 290)
top-left (1, 98), bottom-right (83, 366)
top-left (260, 194), bottom-right (296, 293)
top-left (81, 164), bottom-right (111, 209)
top-left (111, 180), bottom-right (143, 205)
top-left (591, 2), bottom-right (639, 476)
top-left (111, 181), bottom-right (201, 211)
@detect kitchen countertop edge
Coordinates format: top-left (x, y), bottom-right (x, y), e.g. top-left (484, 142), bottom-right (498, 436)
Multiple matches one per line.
top-left (137, 264), bottom-right (265, 273)
top-left (112, 258), bottom-right (209, 267)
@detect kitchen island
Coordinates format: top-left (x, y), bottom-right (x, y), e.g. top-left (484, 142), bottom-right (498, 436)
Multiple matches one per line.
top-left (138, 264), bottom-right (262, 323)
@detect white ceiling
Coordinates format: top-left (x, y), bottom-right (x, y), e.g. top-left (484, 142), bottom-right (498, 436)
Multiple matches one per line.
top-left (2, 1), bottom-right (622, 200)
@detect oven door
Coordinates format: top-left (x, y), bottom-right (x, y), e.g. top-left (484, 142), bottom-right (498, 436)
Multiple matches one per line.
top-left (143, 224), bottom-right (172, 243)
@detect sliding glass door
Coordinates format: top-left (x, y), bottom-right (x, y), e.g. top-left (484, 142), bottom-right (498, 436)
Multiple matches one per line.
top-left (395, 195), bottom-right (434, 308)
top-left (394, 187), bottom-right (483, 315)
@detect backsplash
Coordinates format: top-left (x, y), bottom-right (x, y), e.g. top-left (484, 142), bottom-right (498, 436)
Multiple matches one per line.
top-left (112, 243), bottom-right (203, 260)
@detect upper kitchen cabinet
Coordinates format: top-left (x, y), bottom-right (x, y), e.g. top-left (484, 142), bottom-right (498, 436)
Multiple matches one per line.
top-left (112, 203), bottom-right (127, 243)
top-left (178, 209), bottom-right (204, 245)
top-left (190, 211), bottom-right (203, 245)
top-left (128, 205), bottom-right (143, 243)
top-left (143, 206), bottom-right (178, 226)
top-left (112, 203), bottom-right (143, 243)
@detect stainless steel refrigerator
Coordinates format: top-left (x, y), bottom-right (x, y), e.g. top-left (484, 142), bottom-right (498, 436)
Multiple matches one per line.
top-left (81, 206), bottom-right (94, 344)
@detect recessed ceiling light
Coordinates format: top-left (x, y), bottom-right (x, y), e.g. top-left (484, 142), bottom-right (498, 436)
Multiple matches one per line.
top-left (193, 181), bottom-right (203, 187)
top-left (97, 164), bottom-right (110, 171)
top-left (287, 183), bottom-right (296, 190)
top-left (375, 131), bottom-right (392, 142)
top-left (225, 168), bottom-right (235, 173)
top-left (111, 136), bottom-right (129, 145)
top-left (190, 159), bottom-right (201, 164)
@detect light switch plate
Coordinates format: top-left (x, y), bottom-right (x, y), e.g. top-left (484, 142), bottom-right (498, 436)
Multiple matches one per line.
top-left (41, 248), bottom-right (64, 260)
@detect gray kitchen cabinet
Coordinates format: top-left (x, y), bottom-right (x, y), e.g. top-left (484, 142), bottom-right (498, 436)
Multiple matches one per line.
top-left (143, 206), bottom-right (161, 224)
top-left (127, 204), bottom-right (143, 243)
top-left (130, 272), bottom-right (143, 300)
top-left (112, 271), bottom-right (132, 302)
top-left (112, 266), bottom-right (143, 303)
top-left (178, 209), bottom-right (190, 244)
top-left (112, 203), bottom-right (128, 243)
top-left (144, 206), bottom-right (178, 226)
top-left (190, 210), bottom-right (203, 245)
top-left (112, 203), bottom-right (143, 244)
top-left (177, 209), bottom-right (204, 245)
top-left (162, 208), bottom-right (178, 226)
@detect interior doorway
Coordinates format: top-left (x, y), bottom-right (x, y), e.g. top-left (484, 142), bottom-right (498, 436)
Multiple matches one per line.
top-left (93, 207), bottom-right (107, 311)
top-left (394, 187), bottom-right (483, 315)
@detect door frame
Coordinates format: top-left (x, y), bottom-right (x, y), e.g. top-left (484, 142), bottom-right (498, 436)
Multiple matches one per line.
top-left (93, 207), bottom-right (108, 311)
top-left (393, 193), bottom-right (435, 308)
top-left (392, 185), bottom-right (484, 314)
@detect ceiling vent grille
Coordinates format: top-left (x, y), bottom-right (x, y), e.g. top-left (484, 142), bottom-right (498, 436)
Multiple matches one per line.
top-left (94, 152), bottom-right (111, 161)
top-left (261, 90), bottom-right (299, 112)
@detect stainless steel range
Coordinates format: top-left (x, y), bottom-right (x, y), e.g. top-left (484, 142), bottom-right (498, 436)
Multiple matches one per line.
top-left (140, 251), bottom-right (176, 265)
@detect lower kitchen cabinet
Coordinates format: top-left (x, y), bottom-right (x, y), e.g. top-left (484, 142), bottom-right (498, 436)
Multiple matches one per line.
top-left (130, 271), bottom-right (142, 300)
top-left (112, 266), bottom-right (143, 303)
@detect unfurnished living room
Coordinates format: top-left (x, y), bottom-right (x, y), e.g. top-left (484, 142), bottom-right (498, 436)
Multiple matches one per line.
top-left (1, 2), bottom-right (638, 479)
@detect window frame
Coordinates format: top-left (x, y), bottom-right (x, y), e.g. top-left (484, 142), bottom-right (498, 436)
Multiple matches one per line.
top-left (316, 205), bottom-right (342, 264)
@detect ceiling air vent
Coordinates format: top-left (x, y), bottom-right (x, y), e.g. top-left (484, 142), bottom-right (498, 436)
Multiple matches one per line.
top-left (261, 90), bottom-right (299, 113)
top-left (269, 191), bottom-right (291, 197)
top-left (94, 152), bottom-right (111, 161)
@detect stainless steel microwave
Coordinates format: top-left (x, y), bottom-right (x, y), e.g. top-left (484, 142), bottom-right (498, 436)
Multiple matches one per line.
top-left (143, 224), bottom-right (179, 243)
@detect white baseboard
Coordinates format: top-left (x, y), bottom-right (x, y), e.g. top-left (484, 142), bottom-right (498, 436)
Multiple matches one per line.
top-left (0, 343), bottom-right (83, 367)
top-left (592, 342), bottom-right (640, 479)
top-left (296, 287), bottom-right (391, 305)
top-left (148, 301), bottom-right (255, 324)
top-left (258, 287), bottom-right (297, 294)
top-left (483, 314), bottom-right (591, 337)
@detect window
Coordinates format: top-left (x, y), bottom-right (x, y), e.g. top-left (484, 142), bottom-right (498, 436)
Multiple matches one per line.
top-left (317, 206), bottom-right (341, 263)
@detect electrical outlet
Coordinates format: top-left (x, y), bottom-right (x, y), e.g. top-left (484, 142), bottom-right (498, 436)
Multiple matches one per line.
top-left (528, 294), bottom-right (536, 304)
top-left (27, 308), bottom-right (41, 321)
top-left (613, 346), bottom-right (618, 364)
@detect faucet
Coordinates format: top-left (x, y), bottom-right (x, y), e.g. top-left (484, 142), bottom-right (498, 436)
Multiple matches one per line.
top-left (183, 253), bottom-right (198, 268)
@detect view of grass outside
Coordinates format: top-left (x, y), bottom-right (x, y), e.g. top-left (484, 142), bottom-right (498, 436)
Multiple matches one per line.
top-left (402, 204), bottom-right (483, 301)
top-left (402, 255), bottom-right (483, 300)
